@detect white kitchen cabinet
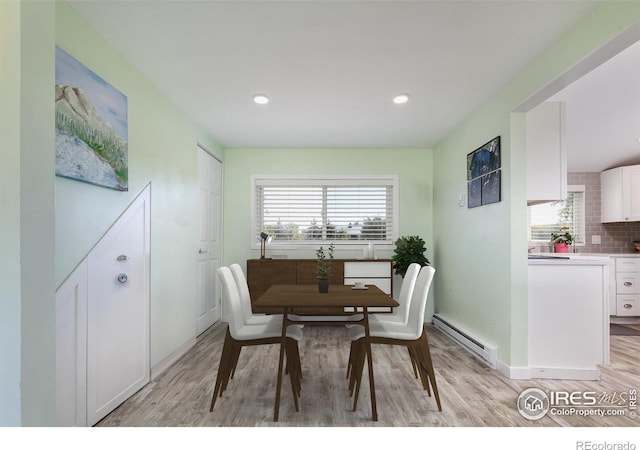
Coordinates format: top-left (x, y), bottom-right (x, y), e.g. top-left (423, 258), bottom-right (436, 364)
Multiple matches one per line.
top-left (528, 257), bottom-right (609, 380)
top-left (601, 164), bottom-right (640, 223)
top-left (613, 257), bottom-right (640, 316)
top-left (526, 101), bottom-right (567, 204)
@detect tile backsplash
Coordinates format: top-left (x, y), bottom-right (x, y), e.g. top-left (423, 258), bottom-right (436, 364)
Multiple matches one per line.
top-left (568, 172), bottom-right (640, 253)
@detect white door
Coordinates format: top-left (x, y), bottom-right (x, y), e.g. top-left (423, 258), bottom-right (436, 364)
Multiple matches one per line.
top-left (196, 147), bottom-right (222, 335)
top-left (86, 187), bottom-right (151, 426)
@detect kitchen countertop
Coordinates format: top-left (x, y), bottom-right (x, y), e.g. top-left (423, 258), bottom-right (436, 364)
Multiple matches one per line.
top-left (527, 253), bottom-right (611, 265)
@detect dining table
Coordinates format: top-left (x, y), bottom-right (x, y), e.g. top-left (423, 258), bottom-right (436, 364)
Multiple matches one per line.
top-left (253, 283), bottom-right (398, 422)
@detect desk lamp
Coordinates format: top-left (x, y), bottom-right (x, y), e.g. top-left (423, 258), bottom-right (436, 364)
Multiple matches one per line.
top-left (260, 232), bottom-right (272, 259)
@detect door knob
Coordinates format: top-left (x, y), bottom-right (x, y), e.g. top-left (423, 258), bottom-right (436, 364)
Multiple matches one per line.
top-left (199, 249), bottom-right (209, 254)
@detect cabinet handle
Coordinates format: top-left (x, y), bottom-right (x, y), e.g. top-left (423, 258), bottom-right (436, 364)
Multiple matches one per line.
top-left (624, 282), bottom-right (633, 286)
top-left (624, 304), bottom-right (633, 309)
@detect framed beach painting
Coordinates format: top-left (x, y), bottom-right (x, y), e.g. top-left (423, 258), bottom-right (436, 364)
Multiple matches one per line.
top-left (55, 46), bottom-right (128, 191)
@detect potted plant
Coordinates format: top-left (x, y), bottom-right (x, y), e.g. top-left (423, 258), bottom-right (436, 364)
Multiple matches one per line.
top-left (550, 229), bottom-right (573, 253)
top-left (316, 243), bottom-right (335, 293)
top-left (391, 235), bottom-right (430, 277)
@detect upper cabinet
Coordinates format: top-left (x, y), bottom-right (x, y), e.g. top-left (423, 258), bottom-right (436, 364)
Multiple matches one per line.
top-left (526, 101), bottom-right (567, 205)
top-left (601, 164), bottom-right (640, 223)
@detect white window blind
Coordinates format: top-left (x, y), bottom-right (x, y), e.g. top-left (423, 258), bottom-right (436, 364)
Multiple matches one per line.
top-left (528, 185), bottom-right (585, 245)
top-left (253, 176), bottom-right (397, 245)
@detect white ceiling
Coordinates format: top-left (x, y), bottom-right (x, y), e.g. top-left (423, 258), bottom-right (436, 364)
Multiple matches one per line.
top-left (67, 1), bottom-right (638, 170)
top-left (549, 39), bottom-right (640, 172)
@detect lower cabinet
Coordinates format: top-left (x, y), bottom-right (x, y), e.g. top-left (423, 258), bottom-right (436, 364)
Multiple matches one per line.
top-left (613, 257), bottom-right (640, 317)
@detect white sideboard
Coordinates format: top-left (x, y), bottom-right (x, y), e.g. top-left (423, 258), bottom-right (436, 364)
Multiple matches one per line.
top-left (343, 260), bottom-right (393, 313)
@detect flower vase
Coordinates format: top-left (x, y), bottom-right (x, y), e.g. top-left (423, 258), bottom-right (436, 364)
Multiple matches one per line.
top-left (554, 243), bottom-right (569, 253)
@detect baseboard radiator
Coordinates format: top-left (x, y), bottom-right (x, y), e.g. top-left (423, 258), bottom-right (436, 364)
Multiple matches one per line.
top-left (432, 314), bottom-right (498, 368)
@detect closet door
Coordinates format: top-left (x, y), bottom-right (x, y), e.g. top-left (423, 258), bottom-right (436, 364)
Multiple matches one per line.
top-left (196, 147), bottom-right (222, 334)
top-left (86, 188), bottom-right (150, 426)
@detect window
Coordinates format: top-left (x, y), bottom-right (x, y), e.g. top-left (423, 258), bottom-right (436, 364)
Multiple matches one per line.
top-left (252, 175), bottom-right (398, 247)
top-left (528, 185), bottom-right (585, 245)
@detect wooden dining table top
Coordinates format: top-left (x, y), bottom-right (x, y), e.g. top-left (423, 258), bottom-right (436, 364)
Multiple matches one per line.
top-left (254, 284), bottom-right (398, 309)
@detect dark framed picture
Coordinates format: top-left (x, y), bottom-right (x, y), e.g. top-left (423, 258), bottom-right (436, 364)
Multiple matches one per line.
top-left (467, 136), bottom-right (501, 208)
top-left (468, 178), bottom-right (482, 208)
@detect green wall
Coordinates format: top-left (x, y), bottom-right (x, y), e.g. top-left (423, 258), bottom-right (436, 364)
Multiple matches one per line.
top-left (223, 147), bottom-right (434, 313)
top-left (0, 0), bottom-right (57, 426)
top-left (0, 0), bottom-right (25, 426)
top-left (55, 2), bottom-right (223, 369)
top-left (433, 2), bottom-right (640, 368)
top-left (3, 1), bottom-right (225, 425)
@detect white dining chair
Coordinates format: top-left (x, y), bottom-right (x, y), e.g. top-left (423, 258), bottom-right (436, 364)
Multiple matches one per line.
top-left (345, 262), bottom-right (421, 380)
top-left (347, 265), bottom-right (441, 412)
top-left (210, 266), bottom-right (304, 412)
top-left (230, 263), bottom-right (283, 326)
top-left (371, 262), bottom-right (421, 326)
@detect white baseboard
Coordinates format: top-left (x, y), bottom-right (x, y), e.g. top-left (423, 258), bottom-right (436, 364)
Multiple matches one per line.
top-left (610, 316), bottom-right (640, 325)
top-left (496, 360), bottom-right (600, 381)
top-left (529, 367), bottom-right (601, 381)
top-left (497, 361), bottom-right (531, 379)
top-left (150, 337), bottom-right (196, 380)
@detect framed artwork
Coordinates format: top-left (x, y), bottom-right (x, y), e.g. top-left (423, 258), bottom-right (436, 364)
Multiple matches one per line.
top-left (467, 136), bottom-right (501, 207)
top-left (55, 46), bottom-right (128, 191)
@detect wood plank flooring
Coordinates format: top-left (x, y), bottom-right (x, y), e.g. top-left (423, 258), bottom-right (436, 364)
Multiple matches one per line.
top-left (96, 323), bottom-right (640, 428)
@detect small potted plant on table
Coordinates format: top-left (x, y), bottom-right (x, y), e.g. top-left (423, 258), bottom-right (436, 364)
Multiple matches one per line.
top-left (550, 229), bottom-right (573, 253)
top-left (316, 243), bottom-right (335, 293)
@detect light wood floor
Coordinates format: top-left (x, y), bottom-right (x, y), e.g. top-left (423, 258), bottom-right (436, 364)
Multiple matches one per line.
top-left (97, 323), bottom-right (640, 427)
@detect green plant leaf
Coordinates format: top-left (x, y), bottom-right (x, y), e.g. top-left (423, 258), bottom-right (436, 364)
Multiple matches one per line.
top-left (391, 235), bottom-right (430, 277)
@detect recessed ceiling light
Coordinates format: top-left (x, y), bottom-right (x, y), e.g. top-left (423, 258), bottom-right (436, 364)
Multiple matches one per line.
top-left (253, 94), bottom-right (269, 105)
top-left (393, 94), bottom-right (409, 104)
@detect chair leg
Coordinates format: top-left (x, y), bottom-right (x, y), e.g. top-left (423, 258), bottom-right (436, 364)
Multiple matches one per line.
top-left (210, 330), bottom-right (237, 411)
top-left (417, 332), bottom-right (442, 411)
top-left (408, 344), bottom-right (431, 395)
top-left (350, 339), bottom-right (367, 411)
top-left (285, 338), bottom-right (300, 412)
top-left (221, 341), bottom-right (242, 394)
top-left (346, 340), bottom-right (356, 380)
top-left (408, 347), bottom-right (419, 379)
top-left (348, 339), bottom-right (363, 395)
